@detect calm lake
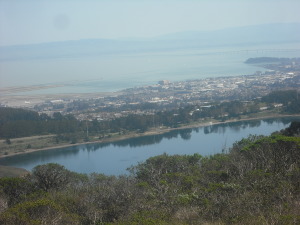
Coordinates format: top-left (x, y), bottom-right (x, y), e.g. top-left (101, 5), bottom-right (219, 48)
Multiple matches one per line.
top-left (0, 117), bottom-right (299, 175)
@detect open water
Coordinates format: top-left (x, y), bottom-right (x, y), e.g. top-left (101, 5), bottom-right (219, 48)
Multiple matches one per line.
top-left (0, 117), bottom-right (299, 175)
top-left (1, 43), bottom-right (300, 95)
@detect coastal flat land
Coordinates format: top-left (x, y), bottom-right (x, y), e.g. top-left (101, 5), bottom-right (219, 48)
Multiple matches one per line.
top-left (0, 91), bottom-right (121, 108)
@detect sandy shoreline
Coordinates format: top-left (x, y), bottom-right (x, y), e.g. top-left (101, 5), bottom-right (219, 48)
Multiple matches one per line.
top-left (1, 113), bottom-right (299, 159)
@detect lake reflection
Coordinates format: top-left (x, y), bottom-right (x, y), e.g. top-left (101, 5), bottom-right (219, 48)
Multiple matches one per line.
top-left (0, 117), bottom-right (298, 175)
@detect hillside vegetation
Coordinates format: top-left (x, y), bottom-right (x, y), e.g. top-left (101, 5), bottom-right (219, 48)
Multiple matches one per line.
top-left (0, 122), bottom-right (299, 224)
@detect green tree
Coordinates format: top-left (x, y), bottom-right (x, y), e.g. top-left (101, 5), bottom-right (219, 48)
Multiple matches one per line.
top-left (0, 177), bottom-right (34, 206)
top-left (5, 139), bottom-right (11, 145)
top-left (32, 163), bottom-right (71, 191)
top-left (0, 198), bottom-right (80, 225)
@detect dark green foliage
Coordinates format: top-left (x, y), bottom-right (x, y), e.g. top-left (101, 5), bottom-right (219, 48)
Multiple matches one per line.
top-left (1, 123), bottom-right (300, 224)
top-left (4, 139), bottom-right (11, 145)
top-left (115, 210), bottom-right (169, 225)
top-left (129, 153), bottom-right (202, 185)
top-left (0, 107), bottom-right (81, 138)
top-left (261, 90), bottom-right (298, 104)
top-left (32, 163), bottom-right (71, 191)
top-left (0, 177), bottom-right (35, 206)
top-left (0, 107), bottom-right (40, 123)
top-left (0, 198), bottom-right (80, 225)
top-left (286, 98), bottom-right (300, 113)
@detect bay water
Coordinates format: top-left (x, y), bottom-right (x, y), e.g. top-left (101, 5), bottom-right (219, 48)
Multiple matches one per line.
top-left (1, 43), bottom-right (300, 95)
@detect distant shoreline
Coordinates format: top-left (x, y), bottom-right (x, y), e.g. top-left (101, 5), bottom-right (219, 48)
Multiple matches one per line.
top-left (1, 113), bottom-right (299, 159)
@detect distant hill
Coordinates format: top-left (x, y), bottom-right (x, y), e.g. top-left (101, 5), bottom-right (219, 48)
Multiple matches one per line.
top-left (245, 57), bottom-right (300, 64)
top-left (0, 23), bottom-right (299, 61)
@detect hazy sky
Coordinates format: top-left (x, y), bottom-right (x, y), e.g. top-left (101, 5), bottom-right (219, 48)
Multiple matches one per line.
top-left (1, 0), bottom-right (300, 46)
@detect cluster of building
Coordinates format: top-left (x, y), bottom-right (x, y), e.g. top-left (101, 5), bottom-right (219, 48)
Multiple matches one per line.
top-left (2, 58), bottom-right (300, 121)
top-left (32, 70), bottom-right (299, 121)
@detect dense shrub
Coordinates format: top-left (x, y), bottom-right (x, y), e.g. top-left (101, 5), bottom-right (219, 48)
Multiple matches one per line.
top-left (0, 123), bottom-right (300, 224)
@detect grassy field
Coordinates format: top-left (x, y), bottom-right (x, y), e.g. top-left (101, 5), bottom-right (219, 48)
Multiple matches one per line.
top-left (0, 133), bottom-right (116, 157)
top-left (0, 135), bottom-right (59, 157)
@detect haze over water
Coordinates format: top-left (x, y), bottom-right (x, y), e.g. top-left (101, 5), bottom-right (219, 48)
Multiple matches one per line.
top-left (1, 0), bottom-right (300, 95)
top-left (1, 42), bottom-right (300, 95)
